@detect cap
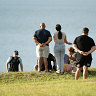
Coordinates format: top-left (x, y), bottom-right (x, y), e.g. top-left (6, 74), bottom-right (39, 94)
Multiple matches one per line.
top-left (14, 50), bottom-right (19, 55)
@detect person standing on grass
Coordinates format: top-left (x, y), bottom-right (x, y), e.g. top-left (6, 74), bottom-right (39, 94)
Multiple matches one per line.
top-left (6, 50), bottom-right (23, 72)
top-left (53, 24), bottom-right (72, 74)
top-left (73, 27), bottom-right (95, 80)
top-left (33, 22), bottom-right (52, 72)
top-left (34, 53), bottom-right (56, 71)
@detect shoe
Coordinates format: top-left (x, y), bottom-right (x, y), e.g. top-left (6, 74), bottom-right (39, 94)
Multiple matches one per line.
top-left (56, 71), bottom-right (60, 74)
top-left (38, 69), bottom-right (41, 72)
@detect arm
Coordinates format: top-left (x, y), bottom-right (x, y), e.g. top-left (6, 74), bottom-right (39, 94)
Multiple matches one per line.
top-left (33, 37), bottom-right (43, 47)
top-left (6, 56), bottom-right (12, 73)
top-left (53, 35), bottom-right (55, 42)
top-left (20, 64), bottom-right (23, 72)
top-left (19, 58), bottom-right (23, 71)
top-left (73, 44), bottom-right (84, 54)
top-left (85, 46), bottom-right (96, 55)
top-left (44, 37), bottom-right (52, 45)
top-left (64, 35), bottom-right (72, 45)
top-left (6, 62), bottom-right (9, 73)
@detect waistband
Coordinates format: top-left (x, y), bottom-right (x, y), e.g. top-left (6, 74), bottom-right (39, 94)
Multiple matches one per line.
top-left (55, 42), bottom-right (65, 45)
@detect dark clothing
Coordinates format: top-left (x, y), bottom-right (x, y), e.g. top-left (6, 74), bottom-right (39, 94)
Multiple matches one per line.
top-left (8, 57), bottom-right (20, 72)
top-left (34, 29), bottom-right (52, 46)
top-left (73, 35), bottom-right (95, 68)
top-left (41, 53), bottom-right (55, 71)
top-left (75, 55), bottom-right (92, 68)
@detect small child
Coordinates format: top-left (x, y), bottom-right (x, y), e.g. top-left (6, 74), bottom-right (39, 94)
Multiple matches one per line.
top-left (64, 47), bottom-right (77, 73)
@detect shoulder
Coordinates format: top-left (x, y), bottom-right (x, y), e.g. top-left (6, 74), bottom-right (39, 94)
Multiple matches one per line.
top-left (87, 36), bottom-right (94, 40)
top-left (53, 32), bottom-right (58, 37)
top-left (62, 32), bottom-right (66, 36)
top-left (35, 29), bottom-right (42, 33)
top-left (18, 57), bottom-right (21, 60)
top-left (18, 57), bottom-right (22, 64)
top-left (75, 35), bottom-right (82, 40)
top-left (44, 29), bottom-right (50, 32)
top-left (77, 35), bottom-right (82, 38)
top-left (62, 32), bottom-right (66, 34)
top-left (45, 29), bottom-right (51, 34)
top-left (73, 35), bottom-right (81, 44)
top-left (88, 36), bottom-right (95, 44)
top-left (53, 32), bottom-right (57, 35)
top-left (9, 56), bottom-right (13, 60)
top-left (44, 29), bottom-right (52, 36)
top-left (7, 56), bottom-right (13, 63)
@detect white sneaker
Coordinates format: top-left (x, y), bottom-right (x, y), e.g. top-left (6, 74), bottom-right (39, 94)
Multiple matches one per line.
top-left (38, 69), bottom-right (41, 72)
top-left (56, 70), bottom-right (60, 74)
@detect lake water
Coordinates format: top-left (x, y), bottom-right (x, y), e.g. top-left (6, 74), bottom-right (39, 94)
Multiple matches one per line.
top-left (0, 0), bottom-right (96, 72)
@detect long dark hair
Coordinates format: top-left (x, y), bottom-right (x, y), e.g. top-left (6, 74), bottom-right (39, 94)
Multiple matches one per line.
top-left (56, 24), bottom-right (62, 39)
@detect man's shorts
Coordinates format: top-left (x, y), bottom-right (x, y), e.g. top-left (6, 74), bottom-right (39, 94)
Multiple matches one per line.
top-left (76, 57), bottom-right (92, 68)
top-left (36, 45), bottom-right (49, 58)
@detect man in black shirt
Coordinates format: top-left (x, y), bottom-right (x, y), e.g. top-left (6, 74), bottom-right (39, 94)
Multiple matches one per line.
top-left (73, 27), bottom-right (95, 80)
top-left (33, 22), bottom-right (52, 72)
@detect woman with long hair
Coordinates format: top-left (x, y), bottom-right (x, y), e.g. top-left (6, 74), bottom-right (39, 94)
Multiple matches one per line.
top-left (53, 24), bottom-right (72, 73)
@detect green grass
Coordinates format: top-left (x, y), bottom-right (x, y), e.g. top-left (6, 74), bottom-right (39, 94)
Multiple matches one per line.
top-left (0, 68), bottom-right (96, 96)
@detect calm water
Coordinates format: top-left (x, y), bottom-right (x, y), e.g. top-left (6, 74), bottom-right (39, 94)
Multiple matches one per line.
top-left (0, 0), bottom-right (96, 72)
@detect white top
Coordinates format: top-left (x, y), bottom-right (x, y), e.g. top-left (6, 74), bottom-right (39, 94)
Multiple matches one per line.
top-left (53, 31), bottom-right (66, 43)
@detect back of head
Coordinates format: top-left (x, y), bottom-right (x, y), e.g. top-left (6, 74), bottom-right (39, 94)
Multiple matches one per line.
top-left (13, 50), bottom-right (19, 56)
top-left (83, 27), bottom-right (89, 34)
top-left (68, 47), bottom-right (75, 53)
top-left (40, 22), bottom-right (46, 29)
top-left (56, 24), bottom-right (62, 39)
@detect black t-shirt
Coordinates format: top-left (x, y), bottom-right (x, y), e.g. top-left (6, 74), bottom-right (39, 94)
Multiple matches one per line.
top-left (34, 29), bottom-right (52, 45)
top-left (41, 53), bottom-right (55, 71)
top-left (73, 35), bottom-right (95, 60)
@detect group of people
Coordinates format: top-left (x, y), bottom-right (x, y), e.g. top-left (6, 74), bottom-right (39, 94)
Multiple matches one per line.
top-left (6, 22), bottom-right (96, 80)
top-left (33, 22), bottom-right (96, 80)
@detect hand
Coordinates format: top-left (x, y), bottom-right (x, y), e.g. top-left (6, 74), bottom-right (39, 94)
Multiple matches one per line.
top-left (42, 43), bottom-right (46, 47)
top-left (68, 42), bottom-right (72, 45)
top-left (82, 52), bottom-right (89, 56)
top-left (79, 51), bottom-right (84, 55)
top-left (38, 43), bottom-right (43, 47)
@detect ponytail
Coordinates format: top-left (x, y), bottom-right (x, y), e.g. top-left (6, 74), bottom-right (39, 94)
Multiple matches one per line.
top-left (56, 24), bottom-right (62, 39)
top-left (58, 31), bottom-right (62, 39)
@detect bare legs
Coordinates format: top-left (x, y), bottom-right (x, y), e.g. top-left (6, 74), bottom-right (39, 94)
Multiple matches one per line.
top-left (38, 57), bottom-right (43, 72)
top-left (75, 67), bottom-right (82, 80)
top-left (75, 65), bottom-right (88, 80)
top-left (43, 57), bottom-right (48, 72)
top-left (38, 57), bottom-right (48, 72)
top-left (83, 66), bottom-right (88, 79)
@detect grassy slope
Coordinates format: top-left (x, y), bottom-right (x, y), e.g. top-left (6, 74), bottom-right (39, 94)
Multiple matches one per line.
top-left (0, 68), bottom-right (96, 96)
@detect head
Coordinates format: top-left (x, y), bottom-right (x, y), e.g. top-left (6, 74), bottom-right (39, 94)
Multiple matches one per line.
top-left (82, 27), bottom-right (89, 35)
top-left (13, 50), bottom-right (19, 58)
top-left (68, 47), bottom-right (75, 55)
top-left (55, 24), bottom-right (61, 31)
top-left (40, 22), bottom-right (46, 29)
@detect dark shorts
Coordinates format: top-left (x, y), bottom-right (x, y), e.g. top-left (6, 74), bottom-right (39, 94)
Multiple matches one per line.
top-left (76, 56), bottom-right (92, 68)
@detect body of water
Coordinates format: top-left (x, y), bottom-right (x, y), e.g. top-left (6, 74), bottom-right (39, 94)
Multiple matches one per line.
top-left (0, 0), bottom-right (96, 72)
